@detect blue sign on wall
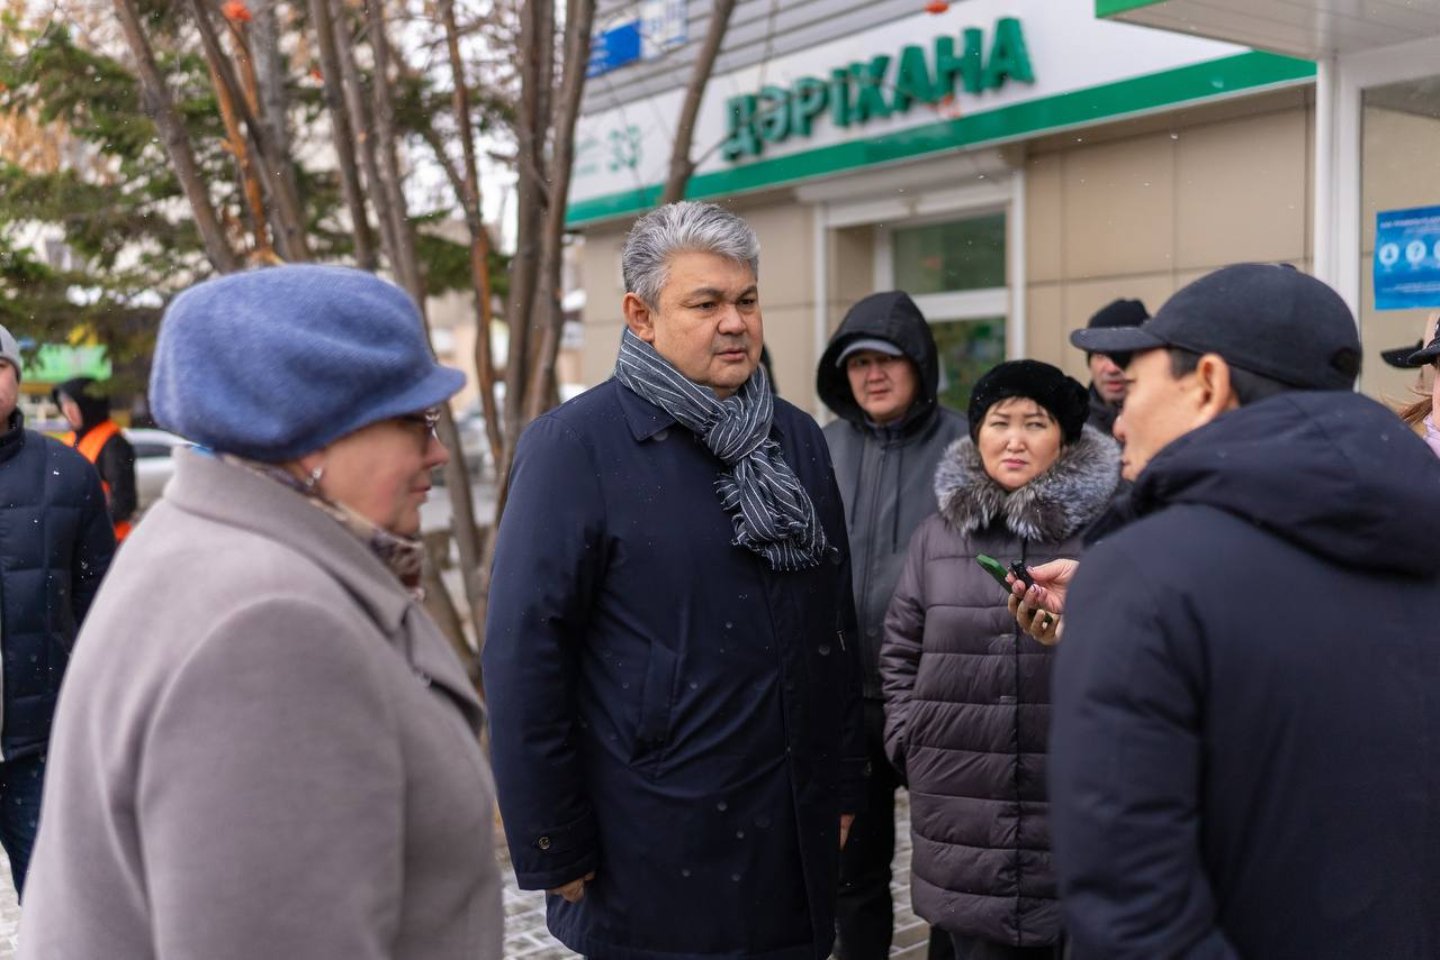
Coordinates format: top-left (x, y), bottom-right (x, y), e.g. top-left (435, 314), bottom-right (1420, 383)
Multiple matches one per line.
top-left (588, 20), bottom-right (642, 78)
top-left (1375, 205), bottom-right (1440, 310)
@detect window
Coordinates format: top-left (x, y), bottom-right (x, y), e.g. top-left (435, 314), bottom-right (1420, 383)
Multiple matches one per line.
top-left (932, 316), bottom-right (1007, 412)
top-left (885, 212), bottom-right (1009, 405)
top-left (892, 215), bottom-right (1007, 295)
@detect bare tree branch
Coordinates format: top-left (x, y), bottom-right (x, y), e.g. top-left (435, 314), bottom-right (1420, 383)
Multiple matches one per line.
top-left (439, 0), bottom-right (503, 467)
top-left (523, 0), bottom-right (594, 424)
top-left (112, 0), bottom-right (238, 272)
top-left (364, 0), bottom-right (417, 293)
top-left (308, 0), bottom-right (378, 268)
top-left (187, 0), bottom-right (311, 260)
top-left (660, 0), bottom-right (736, 205)
top-left (332, 0), bottom-right (398, 268)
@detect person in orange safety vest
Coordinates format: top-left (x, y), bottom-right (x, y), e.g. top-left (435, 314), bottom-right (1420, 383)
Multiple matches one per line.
top-left (54, 377), bottom-right (137, 542)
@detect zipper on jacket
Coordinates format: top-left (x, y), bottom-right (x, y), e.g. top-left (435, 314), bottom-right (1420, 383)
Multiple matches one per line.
top-left (1011, 538), bottom-right (1029, 945)
top-left (855, 441), bottom-right (890, 636)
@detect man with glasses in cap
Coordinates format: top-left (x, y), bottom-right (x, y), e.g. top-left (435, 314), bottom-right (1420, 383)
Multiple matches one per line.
top-left (1021, 263), bottom-right (1440, 959)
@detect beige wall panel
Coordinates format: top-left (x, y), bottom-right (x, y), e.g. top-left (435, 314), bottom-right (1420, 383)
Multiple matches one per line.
top-left (741, 205), bottom-right (814, 311)
top-left (1025, 283), bottom-right (1067, 373)
top-left (1061, 134), bottom-right (1176, 279)
top-left (581, 319), bottom-right (626, 387)
top-left (758, 305), bottom-right (817, 410)
top-left (1175, 109), bottom-right (1309, 270)
top-left (827, 224), bottom-right (877, 335)
top-left (580, 228), bottom-right (628, 315)
top-left (1026, 154), bottom-right (1064, 284)
top-left (1360, 107), bottom-right (1440, 252)
top-left (579, 227), bottom-right (630, 389)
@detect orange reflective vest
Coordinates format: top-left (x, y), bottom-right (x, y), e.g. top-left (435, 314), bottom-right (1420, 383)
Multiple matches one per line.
top-left (62, 420), bottom-right (133, 542)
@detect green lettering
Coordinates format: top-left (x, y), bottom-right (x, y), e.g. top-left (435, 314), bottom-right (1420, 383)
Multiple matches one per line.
top-left (891, 44), bottom-right (936, 113)
top-left (933, 29), bottom-right (985, 97)
top-left (984, 17), bottom-right (1033, 90)
top-left (829, 68), bottom-right (853, 127)
top-left (722, 95), bottom-right (762, 160)
top-left (851, 55), bottom-right (892, 123)
top-left (756, 85), bottom-right (791, 143)
top-left (790, 77), bottom-right (829, 136)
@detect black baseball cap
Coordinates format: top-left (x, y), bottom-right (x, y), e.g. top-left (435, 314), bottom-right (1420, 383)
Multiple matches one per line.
top-left (1382, 340), bottom-right (1425, 369)
top-left (1407, 334), bottom-right (1440, 366)
top-left (1068, 298), bottom-right (1148, 350)
top-left (1071, 263), bottom-right (1361, 390)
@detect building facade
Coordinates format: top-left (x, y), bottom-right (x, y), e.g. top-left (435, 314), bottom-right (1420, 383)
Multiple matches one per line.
top-left (569, 0), bottom-right (1438, 415)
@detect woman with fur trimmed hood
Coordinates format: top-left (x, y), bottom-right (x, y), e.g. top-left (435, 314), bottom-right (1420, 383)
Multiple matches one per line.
top-left (879, 360), bottom-right (1119, 960)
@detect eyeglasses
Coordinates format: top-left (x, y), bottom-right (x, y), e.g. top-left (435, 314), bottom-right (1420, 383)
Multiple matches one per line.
top-left (394, 407), bottom-right (442, 446)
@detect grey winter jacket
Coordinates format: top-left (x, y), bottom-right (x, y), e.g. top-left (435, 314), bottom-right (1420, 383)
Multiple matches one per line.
top-left (818, 292), bottom-right (968, 699)
top-left (880, 425), bottom-right (1119, 947)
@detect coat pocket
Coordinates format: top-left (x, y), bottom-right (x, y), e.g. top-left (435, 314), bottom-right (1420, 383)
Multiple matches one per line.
top-left (635, 642), bottom-right (678, 749)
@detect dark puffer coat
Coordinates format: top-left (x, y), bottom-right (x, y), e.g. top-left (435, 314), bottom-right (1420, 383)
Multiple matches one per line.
top-left (880, 425), bottom-right (1118, 947)
top-left (0, 411), bottom-right (115, 759)
top-left (1052, 391), bottom-right (1440, 960)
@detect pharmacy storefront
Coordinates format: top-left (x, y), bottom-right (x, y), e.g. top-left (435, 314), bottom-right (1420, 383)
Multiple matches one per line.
top-left (1102, 0), bottom-right (1440, 405)
top-left (569, 0), bottom-right (1325, 413)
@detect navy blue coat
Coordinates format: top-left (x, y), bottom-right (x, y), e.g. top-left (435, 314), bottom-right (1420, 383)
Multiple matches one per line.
top-left (0, 413), bottom-right (115, 760)
top-left (1050, 392), bottom-right (1440, 959)
top-left (485, 379), bottom-right (866, 960)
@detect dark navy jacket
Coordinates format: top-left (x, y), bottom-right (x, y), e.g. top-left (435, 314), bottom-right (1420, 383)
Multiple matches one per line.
top-left (1050, 391), bottom-right (1440, 959)
top-left (0, 412), bottom-right (115, 759)
top-left (485, 379), bottom-right (865, 960)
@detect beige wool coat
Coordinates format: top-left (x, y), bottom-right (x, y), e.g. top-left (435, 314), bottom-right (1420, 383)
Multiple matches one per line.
top-left (18, 448), bottom-right (503, 960)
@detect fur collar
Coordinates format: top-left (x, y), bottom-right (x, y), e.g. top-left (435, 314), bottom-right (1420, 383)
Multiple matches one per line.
top-left (934, 425), bottom-right (1120, 542)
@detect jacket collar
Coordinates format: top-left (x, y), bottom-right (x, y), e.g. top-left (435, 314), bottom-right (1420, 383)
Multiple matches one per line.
top-left (934, 424), bottom-right (1121, 542)
top-left (614, 377), bottom-right (786, 443)
top-left (163, 448), bottom-right (482, 720)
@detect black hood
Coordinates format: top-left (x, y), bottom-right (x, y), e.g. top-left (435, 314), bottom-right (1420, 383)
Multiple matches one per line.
top-left (817, 291), bottom-right (939, 432)
top-left (53, 377), bottom-right (111, 434)
top-left (1131, 391), bottom-right (1440, 577)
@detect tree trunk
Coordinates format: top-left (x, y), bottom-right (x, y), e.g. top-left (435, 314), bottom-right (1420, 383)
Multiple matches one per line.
top-left (188, 0), bottom-right (311, 261)
top-left (331, 0), bottom-right (398, 267)
top-left (245, 0), bottom-right (304, 255)
top-left (660, 0), bottom-right (737, 205)
top-left (308, 0), bottom-right (378, 269)
top-left (112, 0), bottom-right (238, 273)
top-left (438, 0), bottom-right (503, 469)
top-left (363, 0), bottom-right (419, 295)
top-left (502, 0), bottom-right (554, 454)
top-left (364, 0), bottom-right (483, 680)
top-left (200, 48), bottom-right (273, 261)
top-left (524, 0), bottom-right (595, 425)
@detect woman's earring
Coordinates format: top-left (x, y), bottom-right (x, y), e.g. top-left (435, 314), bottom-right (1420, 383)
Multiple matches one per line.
top-left (302, 463), bottom-right (325, 492)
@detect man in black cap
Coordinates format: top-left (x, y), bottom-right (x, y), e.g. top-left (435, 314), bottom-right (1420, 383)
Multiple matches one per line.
top-left (816, 291), bottom-right (967, 960)
top-left (1026, 263), bottom-right (1440, 959)
top-left (1069, 298), bottom-right (1148, 436)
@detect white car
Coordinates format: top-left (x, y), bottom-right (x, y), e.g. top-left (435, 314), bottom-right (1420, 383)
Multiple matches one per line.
top-left (124, 428), bottom-right (190, 513)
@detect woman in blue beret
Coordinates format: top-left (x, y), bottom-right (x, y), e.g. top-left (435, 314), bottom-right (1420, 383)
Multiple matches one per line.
top-left (18, 265), bottom-right (503, 960)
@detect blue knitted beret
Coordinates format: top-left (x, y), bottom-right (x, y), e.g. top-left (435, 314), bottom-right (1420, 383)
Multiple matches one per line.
top-left (150, 264), bottom-right (465, 461)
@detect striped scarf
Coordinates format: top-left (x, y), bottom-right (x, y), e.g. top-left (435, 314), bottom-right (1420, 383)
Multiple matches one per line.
top-left (614, 328), bottom-right (829, 571)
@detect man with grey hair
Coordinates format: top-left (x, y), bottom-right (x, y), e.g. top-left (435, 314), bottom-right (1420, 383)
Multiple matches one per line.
top-left (486, 201), bottom-right (866, 960)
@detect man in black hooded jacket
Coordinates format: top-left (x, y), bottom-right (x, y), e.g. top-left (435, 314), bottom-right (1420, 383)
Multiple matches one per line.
top-left (1041, 263), bottom-right (1440, 959)
top-left (816, 291), bottom-right (967, 960)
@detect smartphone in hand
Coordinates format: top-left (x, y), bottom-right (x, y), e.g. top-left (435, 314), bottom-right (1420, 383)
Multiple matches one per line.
top-left (976, 554), bottom-right (1012, 588)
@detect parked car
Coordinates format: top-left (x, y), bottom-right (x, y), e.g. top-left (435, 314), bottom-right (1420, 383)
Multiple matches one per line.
top-left (125, 428), bottom-right (190, 514)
